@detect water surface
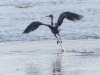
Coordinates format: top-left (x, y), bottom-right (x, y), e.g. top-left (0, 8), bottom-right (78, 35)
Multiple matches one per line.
top-left (0, 0), bottom-right (100, 75)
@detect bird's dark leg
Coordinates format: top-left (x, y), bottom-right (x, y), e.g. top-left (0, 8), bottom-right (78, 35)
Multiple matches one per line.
top-left (58, 34), bottom-right (62, 43)
top-left (54, 34), bottom-right (60, 44)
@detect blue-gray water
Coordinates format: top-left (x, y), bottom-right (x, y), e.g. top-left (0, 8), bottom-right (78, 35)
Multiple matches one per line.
top-left (0, 0), bottom-right (100, 75)
top-left (0, 0), bottom-right (100, 41)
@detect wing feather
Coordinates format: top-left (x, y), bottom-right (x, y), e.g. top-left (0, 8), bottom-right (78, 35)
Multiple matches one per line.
top-left (23, 21), bottom-right (49, 34)
top-left (65, 12), bottom-right (83, 21)
top-left (56, 11), bottom-right (83, 26)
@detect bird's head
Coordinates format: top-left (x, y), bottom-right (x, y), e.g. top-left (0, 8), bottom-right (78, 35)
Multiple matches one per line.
top-left (46, 14), bottom-right (53, 18)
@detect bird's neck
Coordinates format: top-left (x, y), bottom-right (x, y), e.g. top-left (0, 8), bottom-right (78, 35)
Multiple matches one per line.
top-left (51, 17), bottom-right (54, 26)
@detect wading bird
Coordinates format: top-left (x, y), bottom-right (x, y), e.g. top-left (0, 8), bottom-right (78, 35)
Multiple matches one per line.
top-left (23, 11), bottom-right (83, 44)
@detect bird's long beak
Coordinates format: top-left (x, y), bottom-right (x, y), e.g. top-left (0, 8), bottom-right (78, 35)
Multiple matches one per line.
top-left (45, 15), bottom-right (49, 17)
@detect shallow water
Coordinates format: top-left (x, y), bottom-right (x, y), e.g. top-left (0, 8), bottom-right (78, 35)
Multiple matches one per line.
top-left (0, 0), bottom-right (100, 75)
top-left (0, 40), bottom-right (100, 75)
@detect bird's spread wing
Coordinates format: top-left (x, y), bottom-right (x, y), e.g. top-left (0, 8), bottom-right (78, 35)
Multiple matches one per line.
top-left (65, 12), bottom-right (83, 21)
top-left (23, 21), bottom-right (50, 34)
top-left (56, 11), bottom-right (83, 26)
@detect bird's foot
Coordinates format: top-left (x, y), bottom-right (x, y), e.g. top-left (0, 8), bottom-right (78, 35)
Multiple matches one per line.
top-left (57, 41), bottom-right (62, 44)
top-left (57, 41), bottom-right (60, 44)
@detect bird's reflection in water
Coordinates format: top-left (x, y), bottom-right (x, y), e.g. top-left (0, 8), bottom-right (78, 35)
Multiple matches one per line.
top-left (53, 53), bottom-right (63, 75)
top-left (25, 52), bottom-right (64, 75)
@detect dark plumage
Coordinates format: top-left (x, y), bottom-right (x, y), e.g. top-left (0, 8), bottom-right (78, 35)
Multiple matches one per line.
top-left (46, 11), bottom-right (83, 43)
top-left (23, 21), bottom-right (54, 34)
top-left (23, 11), bottom-right (83, 44)
top-left (54, 11), bottom-right (83, 29)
